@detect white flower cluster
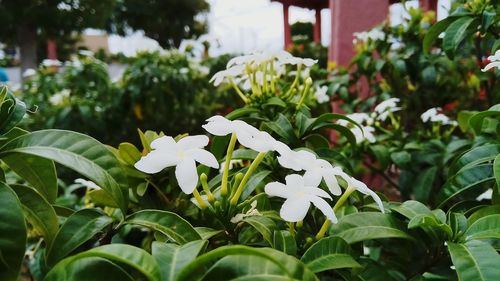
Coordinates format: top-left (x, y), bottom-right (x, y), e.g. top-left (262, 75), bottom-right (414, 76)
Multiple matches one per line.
top-left (314, 86), bottom-right (330, 104)
top-left (420, 107), bottom-right (457, 126)
top-left (353, 28), bottom-right (385, 44)
top-left (49, 89), bottom-right (70, 106)
top-left (337, 98), bottom-right (401, 144)
top-left (482, 50), bottom-right (500, 72)
top-left (134, 114), bottom-right (384, 223)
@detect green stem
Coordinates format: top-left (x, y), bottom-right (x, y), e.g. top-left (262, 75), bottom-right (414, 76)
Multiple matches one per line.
top-left (284, 64), bottom-right (302, 97)
top-left (200, 173), bottom-right (215, 203)
top-left (192, 188), bottom-right (207, 209)
top-left (262, 62), bottom-right (268, 94)
top-left (315, 185), bottom-right (356, 240)
top-left (270, 61), bottom-right (276, 93)
top-left (229, 78), bottom-right (248, 103)
top-left (296, 77), bottom-right (313, 110)
top-left (221, 133), bottom-right (238, 196)
top-left (230, 152), bottom-right (267, 205)
top-left (289, 222), bottom-right (296, 236)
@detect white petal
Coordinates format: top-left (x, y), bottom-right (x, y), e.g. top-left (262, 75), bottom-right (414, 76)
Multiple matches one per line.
top-left (188, 148), bottom-right (219, 169)
top-left (264, 182), bottom-right (289, 199)
top-left (322, 172), bottom-right (342, 196)
top-left (135, 150), bottom-right (178, 174)
top-left (175, 159), bottom-right (198, 194)
top-left (202, 115), bottom-right (233, 136)
top-left (285, 174), bottom-right (305, 188)
top-left (280, 198), bottom-right (310, 222)
top-left (303, 169), bottom-right (322, 187)
top-left (307, 195), bottom-right (337, 223)
top-left (349, 177), bottom-right (385, 213)
top-left (177, 135), bottom-right (209, 149)
top-left (482, 61), bottom-right (500, 72)
top-left (303, 187), bottom-right (332, 199)
top-left (150, 136), bottom-right (176, 150)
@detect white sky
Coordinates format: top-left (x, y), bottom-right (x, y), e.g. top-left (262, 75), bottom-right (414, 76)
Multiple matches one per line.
top-left (100, 0), bottom-right (451, 56)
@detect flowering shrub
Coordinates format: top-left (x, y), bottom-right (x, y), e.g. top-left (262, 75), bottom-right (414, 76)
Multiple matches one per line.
top-left (1, 44), bottom-right (499, 281)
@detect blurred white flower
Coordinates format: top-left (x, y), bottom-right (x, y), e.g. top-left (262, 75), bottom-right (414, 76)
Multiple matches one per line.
top-left (374, 98), bottom-right (401, 121)
top-left (42, 59), bottom-right (62, 67)
top-left (351, 126), bottom-right (376, 143)
top-left (75, 178), bottom-right (101, 190)
top-left (230, 200), bottom-right (261, 223)
top-left (482, 50), bottom-right (500, 71)
top-left (210, 65), bottom-right (246, 86)
top-left (314, 86), bottom-right (330, 103)
top-left (22, 68), bottom-right (37, 78)
top-left (345, 176), bottom-right (384, 213)
top-left (78, 50), bottom-right (94, 57)
top-left (421, 107), bottom-right (457, 125)
top-left (203, 115), bottom-right (276, 152)
top-left (49, 89), bottom-right (70, 106)
top-left (135, 135), bottom-right (219, 194)
top-left (265, 174), bottom-right (337, 223)
top-left (353, 28), bottom-right (385, 44)
top-left (337, 113), bottom-right (376, 143)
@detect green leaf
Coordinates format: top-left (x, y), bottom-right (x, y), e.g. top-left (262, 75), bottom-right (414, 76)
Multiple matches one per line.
top-left (469, 110), bottom-right (500, 135)
top-left (451, 144), bottom-right (500, 174)
top-left (391, 200), bottom-right (432, 220)
top-left (448, 240), bottom-right (500, 281)
top-left (331, 212), bottom-right (413, 244)
top-left (443, 17), bottom-right (477, 57)
top-left (263, 96), bottom-right (286, 109)
top-left (44, 257), bottom-right (135, 281)
top-left (0, 130), bottom-right (128, 214)
top-left (124, 210), bottom-right (201, 244)
top-left (178, 246), bottom-right (318, 281)
top-left (273, 230), bottom-right (297, 256)
top-left (408, 214), bottom-right (453, 240)
top-left (0, 182), bottom-right (27, 281)
top-left (468, 205), bottom-right (500, 225)
top-left (264, 113), bottom-right (297, 143)
top-left (118, 142), bottom-right (142, 166)
top-left (0, 88), bottom-right (26, 135)
top-left (46, 244), bottom-right (162, 281)
top-left (242, 216), bottom-right (277, 246)
top-left (12, 184), bottom-right (58, 248)
top-left (423, 16), bottom-right (457, 53)
top-left (414, 166), bottom-right (438, 203)
top-left (152, 240), bottom-right (207, 281)
top-left (300, 237), bottom-right (360, 273)
top-left (2, 154), bottom-right (58, 203)
top-left (46, 209), bottom-right (114, 266)
top-left (241, 170), bottom-right (271, 199)
top-left (494, 155), bottom-right (500, 191)
top-left (437, 164), bottom-right (495, 207)
top-left (457, 110), bottom-right (477, 132)
top-left (195, 227), bottom-right (222, 240)
top-left (225, 107), bottom-right (260, 120)
top-left (465, 214), bottom-right (500, 241)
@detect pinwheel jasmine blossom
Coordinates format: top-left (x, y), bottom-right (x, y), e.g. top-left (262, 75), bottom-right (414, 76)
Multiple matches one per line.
top-left (337, 113), bottom-right (376, 144)
top-left (421, 107), bottom-right (457, 125)
top-left (482, 50), bottom-right (500, 71)
top-left (135, 135), bottom-right (219, 194)
top-left (265, 174), bottom-right (337, 223)
top-left (373, 98), bottom-right (401, 121)
top-left (314, 85), bottom-right (330, 103)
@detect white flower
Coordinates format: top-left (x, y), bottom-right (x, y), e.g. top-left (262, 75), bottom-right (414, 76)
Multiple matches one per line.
top-left (75, 178), bottom-right (101, 190)
top-left (421, 107), bottom-right (457, 125)
top-left (374, 98), bottom-right (401, 121)
top-left (230, 200), bottom-right (261, 223)
top-left (482, 50), bottom-right (500, 72)
top-left (219, 159), bottom-right (242, 173)
top-left (353, 28), bottom-right (385, 44)
top-left (42, 59), bottom-right (62, 67)
top-left (78, 50), bottom-right (94, 57)
top-left (274, 144), bottom-right (349, 196)
top-left (134, 135), bottom-right (219, 194)
top-left (265, 174), bottom-right (337, 223)
top-left (345, 176), bottom-right (384, 213)
top-left (209, 65), bottom-right (246, 86)
top-left (227, 50), bottom-right (317, 68)
top-left (314, 86), bottom-right (330, 103)
top-left (338, 113), bottom-right (374, 126)
top-left (351, 125), bottom-right (376, 143)
top-left (203, 115), bottom-right (276, 152)
top-left (49, 89), bottom-right (70, 106)
top-left (22, 68), bottom-right (37, 78)
top-left (337, 113), bottom-right (376, 143)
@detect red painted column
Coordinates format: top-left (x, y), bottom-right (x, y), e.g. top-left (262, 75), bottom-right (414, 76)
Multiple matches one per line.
top-left (313, 9), bottom-right (322, 44)
top-left (328, 0), bottom-right (389, 66)
top-left (47, 39), bottom-right (57, 60)
top-left (420, 0), bottom-right (438, 11)
top-left (283, 3), bottom-right (292, 49)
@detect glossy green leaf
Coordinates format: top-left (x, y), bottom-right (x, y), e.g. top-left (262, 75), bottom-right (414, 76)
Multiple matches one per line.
top-left (46, 244), bottom-right (161, 281)
top-left (423, 16), bottom-right (457, 53)
top-left (469, 110), bottom-right (500, 135)
top-left (465, 214), bottom-right (500, 241)
top-left (391, 200), bottom-right (432, 220)
top-left (0, 182), bottom-right (27, 281)
top-left (408, 214), bottom-right (453, 240)
top-left (443, 17), bottom-right (477, 57)
top-left (300, 237), bottom-right (360, 273)
top-left (46, 209), bottom-right (114, 266)
top-left (195, 227), bottom-right (222, 240)
top-left (152, 240), bottom-right (207, 281)
top-left (451, 144), bottom-right (500, 174)
top-left (243, 216), bottom-right (277, 246)
top-left (272, 230), bottom-right (296, 256)
top-left (331, 212), bottom-right (413, 244)
top-left (2, 154), bottom-right (58, 203)
top-left (225, 107), bottom-right (260, 120)
top-left (264, 113), bottom-right (297, 143)
top-left (494, 155), bottom-right (500, 191)
top-left (448, 240), bottom-right (500, 281)
top-left (178, 246), bottom-right (318, 281)
top-left (437, 164), bottom-right (494, 207)
top-left (0, 130), bottom-right (128, 213)
top-left (468, 205), bottom-right (500, 225)
top-left (118, 142), bottom-right (142, 166)
top-left (12, 184), bottom-right (58, 248)
top-left (44, 257), bottom-right (134, 281)
top-left (241, 170), bottom-right (271, 199)
top-left (124, 210), bottom-right (201, 244)
top-left (0, 88), bottom-right (26, 135)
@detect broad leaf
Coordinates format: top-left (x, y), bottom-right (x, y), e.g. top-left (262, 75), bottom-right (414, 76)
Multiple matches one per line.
top-left (124, 210), bottom-right (201, 244)
top-left (300, 237), bottom-right (360, 273)
top-left (423, 16), bottom-right (457, 53)
top-left (0, 182), bottom-right (27, 281)
top-left (243, 216), bottom-right (277, 246)
top-left (44, 257), bottom-right (134, 281)
top-left (443, 17), bottom-right (477, 57)
top-left (273, 230), bottom-right (297, 256)
top-left (152, 240), bottom-right (207, 281)
top-left (46, 209), bottom-right (114, 266)
top-left (465, 214), bottom-right (500, 241)
top-left (448, 240), bottom-right (500, 281)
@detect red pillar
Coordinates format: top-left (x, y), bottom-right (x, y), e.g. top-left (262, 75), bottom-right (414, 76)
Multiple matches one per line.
top-left (420, 0), bottom-right (438, 11)
top-left (283, 3), bottom-right (292, 49)
top-left (313, 9), bottom-right (322, 44)
top-left (47, 39), bottom-right (57, 60)
top-left (328, 0), bottom-right (389, 66)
